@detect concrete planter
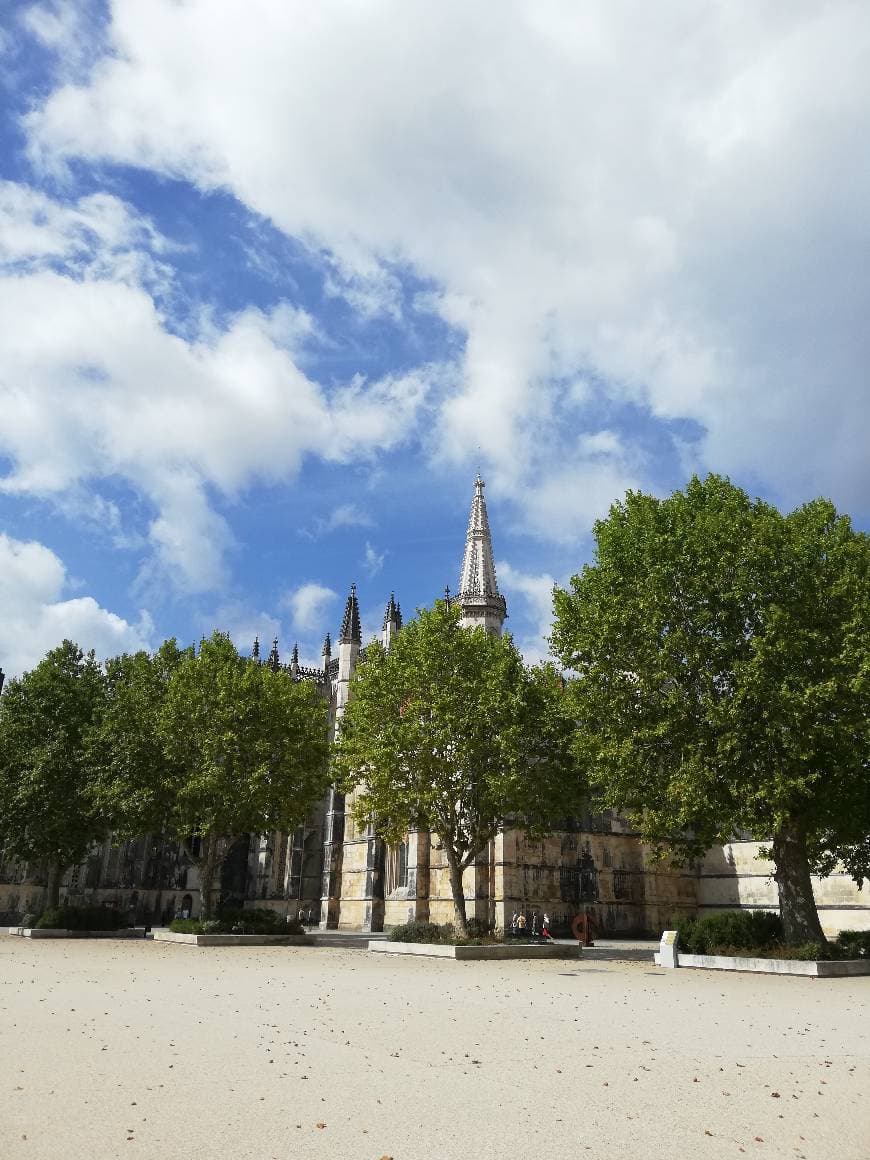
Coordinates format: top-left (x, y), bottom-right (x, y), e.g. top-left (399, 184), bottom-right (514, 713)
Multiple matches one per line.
top-left (370, 940), bottom-right (581, 960)
top-left (5, 927), bottom-right (145, 939)
top-left (654, 950), bottom-right (870, 977)
top-left (153, 931), bottom-right (312, 947)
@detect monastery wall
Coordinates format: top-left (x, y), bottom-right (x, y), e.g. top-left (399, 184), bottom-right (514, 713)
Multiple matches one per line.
top-left (698, 841), bottom-right (870, 936)
top-left (377, 824), bottom-right (698, 936)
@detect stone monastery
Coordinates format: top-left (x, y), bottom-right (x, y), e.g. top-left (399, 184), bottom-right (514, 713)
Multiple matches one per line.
top-left (1, 478), bottom-right (867, 934)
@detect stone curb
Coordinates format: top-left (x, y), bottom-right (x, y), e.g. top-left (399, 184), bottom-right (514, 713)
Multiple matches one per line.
top-left (4, 927), bottom-right (146, 939)
top-left (654, 950), bottom-right (870, 976)
top-left (153, 931), bottom-right (312, 947)
top-left (369, 941), bottom-right (581, 960)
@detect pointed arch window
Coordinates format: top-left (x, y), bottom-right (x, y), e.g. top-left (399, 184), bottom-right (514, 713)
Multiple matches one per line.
top-left (387, 839), bottom-right (410, 893)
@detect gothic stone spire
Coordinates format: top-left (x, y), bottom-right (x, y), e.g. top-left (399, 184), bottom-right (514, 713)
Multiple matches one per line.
top-left (339, 583), bottom-right (361, 645)
top-left (457, 474), bottom-right (507, 634)
top-left (382, 591), bottom-right (401, 649)
top-left (382, 592), bottom-right (399, 631)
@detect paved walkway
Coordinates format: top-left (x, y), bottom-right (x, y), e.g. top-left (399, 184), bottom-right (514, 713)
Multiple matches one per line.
top-left (2, 936), bottom-right (866, 1159)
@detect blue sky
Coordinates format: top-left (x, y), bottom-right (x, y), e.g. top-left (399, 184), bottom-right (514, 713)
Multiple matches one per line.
top-left (2, 1), bottom-right (869, 678)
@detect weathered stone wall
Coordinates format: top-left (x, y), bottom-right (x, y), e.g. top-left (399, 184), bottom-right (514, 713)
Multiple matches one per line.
top-left (698, 841), bottom-right (870, 935)
top-left (369, 822), bottom-right (698, 936)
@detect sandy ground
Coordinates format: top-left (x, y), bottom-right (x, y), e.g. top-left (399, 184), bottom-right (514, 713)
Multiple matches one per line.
top-left (0, 938), bottom-right (867, 1160)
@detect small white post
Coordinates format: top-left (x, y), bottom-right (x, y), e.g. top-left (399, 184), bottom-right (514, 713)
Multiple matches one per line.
top-left (659, 930), bottom-right (679, 968)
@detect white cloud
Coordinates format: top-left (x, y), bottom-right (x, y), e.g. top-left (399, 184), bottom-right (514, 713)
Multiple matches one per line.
top-left (0, 180), bottom-right (171, 291)
top-left (282, 582), bottom-right (337, 634)
top-left (363, 541), bottom-right (385, 578)
top-left (20, 1), bottom-right (97, 80)
top-left (497, 560), bottom-right (558, 666)
top-left (0, 532), bottom-right (153, 679)
top-left (301, 503), bottom-right (374, 540)
top-left (0, 185), bottom-right (433, 592)
top-left (205, 601), bottom-right (281, 659)
top-left (22, 0), bottom-right (870, 528)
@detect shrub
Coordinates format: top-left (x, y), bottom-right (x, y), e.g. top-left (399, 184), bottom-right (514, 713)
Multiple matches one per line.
top-left (387, 918), bottom-right (504, 945)
top-left (676, 911), bottom-right (783, 955)
top-left (35, 905), bottom-right (126, 931)
top-left (169, 918), bottom-right (202, 933)
top-left (709, 941), bottom-right (831, 961)
top-left (464, 917), bottom-right (494, 938)
top-left (834, 930), bottom-right (870, 958)
top-left (218, 908), bottom-right (301, 934)
top-left (388, 920), bottom-right (448, 943)
top-left (168, 909), bottom-right (304, 936)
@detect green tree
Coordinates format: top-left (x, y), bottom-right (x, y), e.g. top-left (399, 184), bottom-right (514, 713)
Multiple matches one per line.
top-left (156, 631), bottom-right (330, 917)
top-left (0, 641), bottom-right (107, 908)
top-left (93, 639), bottom-right (190, 841)
top-left (333, 601), bottom-right (582, 936)
top-left (551, 475), bottom-right (870, 945)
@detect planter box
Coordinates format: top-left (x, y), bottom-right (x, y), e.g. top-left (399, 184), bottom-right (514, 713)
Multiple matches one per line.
top-left (370, 941), bottom-right (581, 960)
top-left (654, 950), bottom-right (870, 977)
top-left (153, 931), bottom-right (312, 947)
top-left (6, 927), bottom-right (145, 939)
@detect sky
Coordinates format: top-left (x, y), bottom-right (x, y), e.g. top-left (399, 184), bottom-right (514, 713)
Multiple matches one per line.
top-left (1, 0), bottom-right (869, 679)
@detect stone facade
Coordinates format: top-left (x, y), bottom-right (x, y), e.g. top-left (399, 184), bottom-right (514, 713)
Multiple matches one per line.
top-left (698, 841), bottom-right (870, 936)
top-left (1, 476), bottom-right (867, 937)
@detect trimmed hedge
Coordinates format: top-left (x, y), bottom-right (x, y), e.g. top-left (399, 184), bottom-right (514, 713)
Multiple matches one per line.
top-left (675, 911), bottom-right (870, 960)
top-left (387, 918), bottom-right (505, 946)
top-left (35, 905), bottom-right (127, 931)
top-left (676, 910), bottom-right (783, 955)
top-left (387, 920), bottom-right (447, 943)
top-left (169, 908), bottom-right (304, 936)
top-left (833, 930), bottom-right (870, 958)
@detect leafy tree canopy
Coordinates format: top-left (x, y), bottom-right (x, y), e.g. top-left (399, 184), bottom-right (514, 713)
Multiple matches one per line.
top-left (0, 641), bottom-right (107, 906)
top-left (551, 474), bottom-right (870, 944)
top-left (156, 631), bottom-right (331, 916)
top-left (333, 600), bottom-right (583, 934)
top-left (93, 639), bottom-right (191, 840)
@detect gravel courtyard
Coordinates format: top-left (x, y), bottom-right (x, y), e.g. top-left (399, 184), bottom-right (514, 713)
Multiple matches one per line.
top-left (1, 937), bottom-right (867, 1160)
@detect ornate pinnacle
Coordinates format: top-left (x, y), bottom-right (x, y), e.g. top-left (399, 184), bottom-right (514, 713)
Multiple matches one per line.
top-left (267, 637), bottom-right (280, 672)
top-left (456, 473), bottom-right (507, 627)
top-left (322, 632), bottom-right (332, 657)
top-left (252, 635), bottom-right (260, 661)
top-left (382, 591), bottom-right (400, 630)
top-left (291, 642), bottom-right (299, 666)
top-left (339, 583), bottom-right (362, 645)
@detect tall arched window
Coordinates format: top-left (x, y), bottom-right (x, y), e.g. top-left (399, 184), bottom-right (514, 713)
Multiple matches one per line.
top-left (387, 839), bottom-right (410, 893)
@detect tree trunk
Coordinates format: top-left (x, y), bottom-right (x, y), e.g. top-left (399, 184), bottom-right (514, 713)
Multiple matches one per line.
top-left (198, 833), bottom-right (222, 920)
top-left (44, 857), bottom-right (64, 911)
top-left (444, 848), bottom-right (468, 938)
top-left (772, 817), bottom-right (825, 945)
